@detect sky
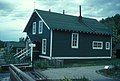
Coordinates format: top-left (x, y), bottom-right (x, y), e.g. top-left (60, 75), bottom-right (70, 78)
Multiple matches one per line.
top-left (0, 0), bottom-right (120, 41)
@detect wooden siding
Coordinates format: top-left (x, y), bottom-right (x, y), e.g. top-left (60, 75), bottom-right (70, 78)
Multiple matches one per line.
top-left (26, 12), bottom-right (51, 58)
top-left (52, 30), bottom-right (111, 57)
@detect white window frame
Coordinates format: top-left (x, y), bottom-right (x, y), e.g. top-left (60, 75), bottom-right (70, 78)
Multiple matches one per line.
top-left (32, 22), bottom-right (36, 34)
top-left (92, 41), bottom-right (103, 49)
top-left (106, 42), bottom-right (110, 50)
top-left (71, 33), bottom-right (79, 48)
top-left (42, 39), bottom-right (47, 54)
top-left (38, 21), bottom-right (43, 34)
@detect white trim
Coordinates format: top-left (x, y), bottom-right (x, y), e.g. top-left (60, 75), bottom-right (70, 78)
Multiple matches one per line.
top-left (32, 22), bottom-right (36, 34)
top-left (52, 57), bottom-right (111, 59)
top-left (92, 41), bottom-right (103, 49)
top-left (34, 9), bottom-right (50, 30)
top-left (39, 55), bottom-right (51, 60)
top-left (106, 42), bottom-right (110, 50)
top-left (42, 39), bottom-right (47, 54)
top-left (71, 33), bottom-right (79, 48)
top-left (38, 21), bottom-right (43, 34)
top-left (110, 36), bottom-right (112, 57)
top-left (50, 29), bottom-right (53, 58)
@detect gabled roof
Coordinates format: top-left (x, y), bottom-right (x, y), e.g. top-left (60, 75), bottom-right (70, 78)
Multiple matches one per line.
top-left (24, 9), bottom-right (112, 35)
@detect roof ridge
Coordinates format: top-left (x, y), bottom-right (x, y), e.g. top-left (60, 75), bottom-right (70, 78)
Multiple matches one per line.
top-left (35, 9), bottom-right (98, 21)
top-left (35, 9), bottom-right (77, 17)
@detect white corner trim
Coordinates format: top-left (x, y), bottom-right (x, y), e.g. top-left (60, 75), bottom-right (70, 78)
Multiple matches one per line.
top-left (52, 57), bottom-right (111, 59)
top-left (110, 36), bottom-right (112, 57)
top-left (34, 9), bottom-right (50, 30)
top-left (39, 55), bottom-right (51, 60)
top-left (50, 29), bottom-right (53, 58)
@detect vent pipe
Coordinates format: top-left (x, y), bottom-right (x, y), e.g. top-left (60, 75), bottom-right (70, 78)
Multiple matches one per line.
top-left (49, 9), bottom-right (51, 12)
top-left (63, 10), bottom-right (65, 14)
top-left (78, 5), bottom-right (82, 21)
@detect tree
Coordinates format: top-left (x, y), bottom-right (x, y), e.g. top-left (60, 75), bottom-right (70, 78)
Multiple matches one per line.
top-left (0, 40), bottom-right (4, 50)
top-left (100, 14), bottom-right (120, 46)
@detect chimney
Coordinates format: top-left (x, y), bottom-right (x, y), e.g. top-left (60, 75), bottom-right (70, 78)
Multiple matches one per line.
top-left (63, 10), bottom-right (65, 14)
top-left (49, 9), bottom-right (51, 12)
top-left (78, 5), bottom-right (82, 21)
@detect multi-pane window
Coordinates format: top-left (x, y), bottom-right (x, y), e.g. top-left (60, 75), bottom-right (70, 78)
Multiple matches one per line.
top-left (93, 41), bottom-right (103, 49)
top-left (42, 39), bottom-right (47, 54)
top-left (71, 33), bottom-right (79, 48)
top-left (32, 22), bottom-right (36, 34)
top-left (39, 21), bottom-right (43, 34)
top-left (106, 42), bottom-right (110, 50)
top-left (16, 48), bottom-right (22, 53)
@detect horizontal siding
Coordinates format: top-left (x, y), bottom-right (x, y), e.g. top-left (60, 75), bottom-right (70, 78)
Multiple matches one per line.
top-left (52, 30), bottom-right (111, 57)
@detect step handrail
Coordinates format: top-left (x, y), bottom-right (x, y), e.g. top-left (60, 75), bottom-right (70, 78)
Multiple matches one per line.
top-left (9, 64), bottom-right (35, 81)
top-left (14, 48), bottom-right (27, 57)
top-left (16, 48), bottom-right (31, 59)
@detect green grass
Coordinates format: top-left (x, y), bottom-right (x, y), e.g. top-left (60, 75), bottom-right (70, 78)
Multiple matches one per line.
top-left (33, 59), bottom-right (120, 69)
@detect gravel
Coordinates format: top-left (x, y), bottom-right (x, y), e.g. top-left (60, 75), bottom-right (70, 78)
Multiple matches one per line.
top-left (40, 66), bottom-right (120, 81)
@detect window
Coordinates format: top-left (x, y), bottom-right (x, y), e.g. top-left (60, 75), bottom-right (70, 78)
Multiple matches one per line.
top-left (42, 39), bottom-right (47, 54)
top-left (38, 21), bottom-right (43, 34)
top-left (71, 33), bottom-right (79, 48)
top-left (32, 22), bottom-right (36, 34)
top-left (16, 48), bottom-right (22, 53)
top-left (106, 42), bottom-right (110, 50)
top-left (92, 41), bottom-right (103, 49)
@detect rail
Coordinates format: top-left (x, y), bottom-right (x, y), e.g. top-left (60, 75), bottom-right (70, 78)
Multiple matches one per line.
top-left (14, 48), bottom-right (27, 57)
top-left (9, 64), bottom-right (35, 81)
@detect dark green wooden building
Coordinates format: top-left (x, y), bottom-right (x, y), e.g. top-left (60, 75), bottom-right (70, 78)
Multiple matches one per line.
top-left (24, 8), bottom-right (112, 60)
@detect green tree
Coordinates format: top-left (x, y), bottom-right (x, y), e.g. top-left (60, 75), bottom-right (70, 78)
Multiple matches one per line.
top-left (100, 14), bottom-right (120, 46)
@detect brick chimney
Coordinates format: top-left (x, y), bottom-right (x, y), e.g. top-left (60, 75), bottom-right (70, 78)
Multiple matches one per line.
top-left (78, 5), bottom-right (82, 21)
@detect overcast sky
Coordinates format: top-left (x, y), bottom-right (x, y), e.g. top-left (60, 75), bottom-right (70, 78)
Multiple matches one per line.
top-left (0, 0), bottom-right (120, 41)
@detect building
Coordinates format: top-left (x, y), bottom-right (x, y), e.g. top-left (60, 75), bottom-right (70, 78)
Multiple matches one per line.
top-left (24, 7), bottom-right (112, 60)
top-left (4, 41), bottom-right (25, 54)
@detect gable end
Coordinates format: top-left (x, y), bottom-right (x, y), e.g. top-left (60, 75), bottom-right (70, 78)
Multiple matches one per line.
top-left (34, 9), bottom-right (50, 30)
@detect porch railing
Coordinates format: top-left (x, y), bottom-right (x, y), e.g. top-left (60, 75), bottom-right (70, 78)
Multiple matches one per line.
top-left (14, 44), bottom-right (35, 67)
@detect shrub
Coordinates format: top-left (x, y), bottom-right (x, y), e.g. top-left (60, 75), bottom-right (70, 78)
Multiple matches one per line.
top-left (34, 60), bottom-right (49, 69)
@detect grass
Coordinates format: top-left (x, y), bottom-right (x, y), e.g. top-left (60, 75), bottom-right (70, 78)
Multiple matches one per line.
top-left (33, 58), bottom-right (120, 70)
